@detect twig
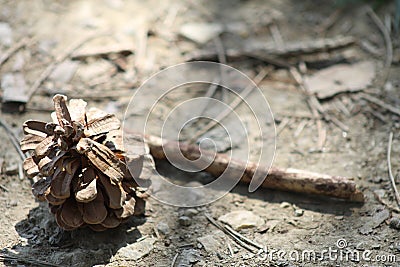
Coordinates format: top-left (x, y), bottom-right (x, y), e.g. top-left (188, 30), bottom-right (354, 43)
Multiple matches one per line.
top-left (223, 225), bottom-right (263, 250)
top-left (214, 36), bottom-right (228, 102)
top-left (387, 132), bottom-right (400, 208)
top-left (189, 69), bottom-right (268, 143)
top-left (141, 134), bottom-right (364, 202)
top-left (366, 6), bottom-right (393, 86)
top-left (276, 117), bottom-right (291, 136)
top-left (316, 9), bottom-right (342, 34)
top-left (205, 214), bottom-right (258, 253)
top-left (198, 79), bottom-right (220, 116)
top-left (289, 67), bottom-right (326, 149)
top-left (171, 252), bottom-right (179, 267)
top-left (227, 242), bottom-right (234, 257)
top-left (372, 189), bottom-right (400, 213)
top-left (294, 120), bottom-right (309, 137)
top-left (360, 93), bottom-right (400, 117)
top-left (290, 67), bottom-right (349, 134)
top-left (0, 184), bottom-right (9, 192)
top-left (186, 36), bottom-right (356, 62)
top-left (26, 32), bottom-right (107, 101)
top-left (269, 23), bottom-right (284, 48)
top-left (0, 118), bottom-right (26, 160)
top-left (0, 37), bottom-right (34, 67)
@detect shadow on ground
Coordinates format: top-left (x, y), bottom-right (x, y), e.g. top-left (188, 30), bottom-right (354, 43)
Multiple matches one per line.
top-left (7, 203), bottom-right (145, 267)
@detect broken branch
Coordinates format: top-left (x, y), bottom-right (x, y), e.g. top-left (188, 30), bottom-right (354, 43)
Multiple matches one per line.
top-left (141, 134), bottom-right (364, 202)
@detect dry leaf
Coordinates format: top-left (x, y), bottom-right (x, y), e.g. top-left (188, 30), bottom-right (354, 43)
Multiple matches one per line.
top-left (305, 61), bottom-right (375, 99)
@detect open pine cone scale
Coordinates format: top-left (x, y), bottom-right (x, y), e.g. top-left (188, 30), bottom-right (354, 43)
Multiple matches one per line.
top-left (20, 94), bottom-right (150, 231)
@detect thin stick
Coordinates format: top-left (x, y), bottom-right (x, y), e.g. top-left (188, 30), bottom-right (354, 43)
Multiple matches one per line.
top-left (269, 23), bottom-right (284, 48)
top-left (205, 214), bottom-right (258, 253)
top-left (0, 184), bottom-right (9, 192)
top-left (0, 37), bottom-right (33, 67)
top-left (316, 9), bottom-right (342, 34)
top-left (214, 36), bottom-right (228, 102)
top-left (227, 242), bottom-right (234, 257)
top-left (366, 6), bottom-right (393, 85)
top-left (294, 120), bottom-right (308, 137)
top-left (0, 118), bottom-right (26, 160)
top-left (171, 252), bottom-right (179, 267)
top-left (360, 93), bottom-right (400, 117)
top-left (387, 132), bottom-right (400, 208)
top-left (189, 69), bottom-right (268, 143)
top-left (276, 117), bottom-right (291, 136)
top-left (26, 32), bottom-right (107, 101)
top-left (224, 225), bottom-right (263, 250)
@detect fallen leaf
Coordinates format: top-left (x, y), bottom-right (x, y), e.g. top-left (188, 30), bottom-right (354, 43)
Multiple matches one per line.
top-left (305, 61), bottom-right (375, 99)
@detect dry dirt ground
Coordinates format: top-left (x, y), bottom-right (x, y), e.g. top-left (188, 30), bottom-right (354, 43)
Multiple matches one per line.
top-left (1, 0), bottom-right (400, 266)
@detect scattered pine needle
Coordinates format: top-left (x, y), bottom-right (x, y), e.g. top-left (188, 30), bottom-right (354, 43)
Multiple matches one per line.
top-left (387, 132), bottom-right (400, 208)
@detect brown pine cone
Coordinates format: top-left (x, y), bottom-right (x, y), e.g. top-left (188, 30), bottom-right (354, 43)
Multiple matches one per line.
top-left (20, 94), bottom-right (150, 231)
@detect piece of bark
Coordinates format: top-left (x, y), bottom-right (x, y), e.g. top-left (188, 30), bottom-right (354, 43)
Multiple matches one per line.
top-left (142, 134), bottom-right (364, 202)
top-left (186, 36), bottom-right (356, 62)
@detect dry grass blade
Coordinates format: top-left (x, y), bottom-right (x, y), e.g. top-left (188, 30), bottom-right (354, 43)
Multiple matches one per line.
top-left (171, 252), bottom-right (179, 267)
top-left (387, 132), bottom-right (400, 208)
top-left (223, 224), bottom-right (264, 250)
top-left (366, 6), bottom-right (393, 85)
top-left (360, 93), bottom-right (400, 117)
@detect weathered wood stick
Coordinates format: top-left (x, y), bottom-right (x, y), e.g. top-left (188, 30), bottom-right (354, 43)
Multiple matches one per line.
top-left (143, 134), bottom-right (364, 202)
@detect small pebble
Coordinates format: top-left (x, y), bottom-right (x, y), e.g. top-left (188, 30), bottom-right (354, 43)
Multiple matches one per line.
top-left (179, 216), bottom-right (192, 226)
top-left (390, 217), bottom-right (400, 230)
top-left (280, 202), bottom-right (291, 208)
top-left (8, 200), bottom-right (18, 207)
top-left (371, 243), bottom-right (381, 250)
top-left (294, 209), bottom-right (304, 217)
top-left (184, 208), bottom-right (199, 217)
top-left (156, 221), bottom-right (170, 235)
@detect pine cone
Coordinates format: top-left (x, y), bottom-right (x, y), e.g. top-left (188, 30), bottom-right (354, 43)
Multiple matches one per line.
top-left (20, 94), bottom-right (149, 231)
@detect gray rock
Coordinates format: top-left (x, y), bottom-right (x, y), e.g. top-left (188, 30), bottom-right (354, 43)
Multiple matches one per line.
top-left (359, 208), bottom-right (390, 234)
top-left (175, 249), bottom-right (202, 266)
top-left (179, 216), bottom-right (192, 226)
top-left (179, 23), bottom-right (223, 44)
top-left (156, 221), bottom-right (170, 235)
top-left (197, 231), bottom-right (223, 253)
top-left (390, 217), bottom-right (400, 229)
top-left (218, 210), bottom-right (265, 230)
top-left (113, 238), bottom-right (156, 261)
